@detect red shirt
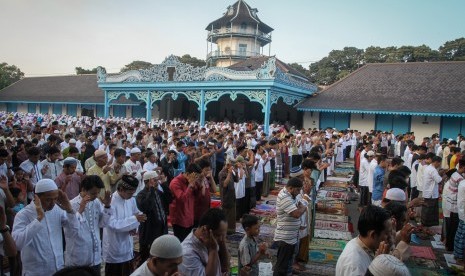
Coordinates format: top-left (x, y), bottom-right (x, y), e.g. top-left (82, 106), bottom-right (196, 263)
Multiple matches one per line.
top-left (169, 174), bottom-right (196, 228)
top-left (194, 178), bottom-right (211, 221)
top-left (354, 150), bottom-right (361, 171)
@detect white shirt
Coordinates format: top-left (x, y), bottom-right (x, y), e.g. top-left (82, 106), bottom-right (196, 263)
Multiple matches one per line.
top-left (102, 192), bottom-right (141, 264)
top-left (124, 159), bottom-right (143, 195)
top-left (20, 159), bottom-right (43, 186)
top-left (254, 156), bottom-right (264, 182)
top-left (0, 163), bottom-right (12, 178)
top-left (12, 201), bottom-right (79, 276)
top-left (65, 195), bottom-right (112, 266)
top-left (422, 164), bottom-right (442, 199)
top-left (416, 163), bottom-right (425, 192)
top-left (457, 180), bottom-right (465, 221)
top-left (444, 172), bottom-right (464, 213)
top-left (410, 160), bottom-right (419, 188)
top-left (40, 159), bottom-right (63, 180)
top-left (367, 159), bottom-right (378, 193)
top-left (235, 170), bottom-right (246, 199)
top-left (131, 261), bottom-right (153, 276)
top-left (142, 161), bottom-right (158, 172)
top-left (335, 237), bottom-right (373, 276)
top-left (359, 158), bottom-right (370, 187)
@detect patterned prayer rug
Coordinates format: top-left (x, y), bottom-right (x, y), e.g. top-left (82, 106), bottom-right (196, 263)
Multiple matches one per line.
top-left (308, 249), bottom-right (342, 264)
top-left (309, 238), bottom-right (347, 251)
top-left (315, 213), bottom-right (349, 223)
top-left (314, 220), bottom-right (350, 232)
top-left (313, 229), bottom-right (352, 240)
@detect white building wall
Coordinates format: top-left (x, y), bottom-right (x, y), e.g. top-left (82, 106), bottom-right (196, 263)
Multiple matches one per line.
top-left (17, 103), bottom-right (27, 113)
top-left (303, 111), bottom-right (319, 129)
top-left (350, 113), bottom-right (376, 133)
top-left (410, 116), bottom-right (441, 144)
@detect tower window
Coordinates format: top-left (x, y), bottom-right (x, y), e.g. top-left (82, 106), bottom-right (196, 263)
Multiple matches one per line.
top-left (241, 22), bottom-right (247, 30)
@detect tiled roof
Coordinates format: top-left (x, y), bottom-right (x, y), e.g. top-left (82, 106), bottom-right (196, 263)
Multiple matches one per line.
top-left (0, 74), bottom-right (104, 103)
top-left (295, 62), bottom-right (465, 116)
top-left (206, 0), bottom-right (273, 33)
top-left (228, 56), bottom-right (310, 81)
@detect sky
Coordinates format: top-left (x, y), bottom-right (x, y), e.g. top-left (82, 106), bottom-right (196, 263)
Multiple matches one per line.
top-left (1, 0), bottom-right (464, 76)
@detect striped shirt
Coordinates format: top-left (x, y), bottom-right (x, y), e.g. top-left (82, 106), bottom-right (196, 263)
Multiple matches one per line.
top-left (274, 188), bottom-right (300, 245)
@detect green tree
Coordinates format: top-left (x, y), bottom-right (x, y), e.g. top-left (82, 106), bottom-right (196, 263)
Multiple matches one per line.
top-left (439, 37), bottom-right (465, 61)
top-left (309, 47), bottom-right (364, 85)
top-left (75, 67), bottom-right (97, 74)
top-left (0, 62), bottom-right (24, 89)
top-left (287, 62), bottom-right (310, 78)
top-left (120, 61), bottom-right (153, 72)
top-left (177, 54), bottom-right (206, 67)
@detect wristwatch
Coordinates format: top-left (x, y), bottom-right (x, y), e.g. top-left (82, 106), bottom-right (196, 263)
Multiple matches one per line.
top-left (0, 225), bottom-right (10, 233)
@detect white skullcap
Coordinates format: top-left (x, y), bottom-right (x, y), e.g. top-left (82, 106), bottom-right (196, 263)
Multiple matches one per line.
top-left (53, 130), bottom-right (60, 134)
top-left (130, 147), bottom-right (141, 154)
top-left (94, 150), bottom-right (106, 158)
top-left (63, 157), bottom-right (78, 166)
top-left (367, 150), bottom-right (375, 157)
top-left (35, 179), bottom-right (58, 193)
top-left (150, 235), bottom-right (183, 259)
top-left (143, 171), bottom-right (159, 181)
top-left (69, 138), bottom-right (77, 144)
top-left (385, 188), bottom-right (406, 201)
top-left (69, 128), bottom-right (76, 133)
top-left (368, 254), bottom-right (411, 276)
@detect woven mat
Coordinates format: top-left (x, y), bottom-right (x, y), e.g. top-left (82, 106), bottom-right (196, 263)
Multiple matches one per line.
top-left (315, 220), bottom-right (349, 232)
top-left (314, 229), bottom-right (352, 240)
top-left (317, 190), bottom-right (349, 201)
top-left (302, 263), bottom-right (335, 276)
top-left (315, 213), bottom-right (349, 223)
top-left (410, 246), bottom-right (436, 260)
top-left (309, 238), bottom-right (347, 251)
top-left (308, 249), bottom-right (342, 264)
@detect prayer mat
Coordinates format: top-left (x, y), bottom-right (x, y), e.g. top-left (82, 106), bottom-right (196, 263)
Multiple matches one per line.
top-left (319, 186), bottom-right (349, 192)
top-left (314, 220), bottom-right (349, 232)
top-left (309, 238), bottom-right (347, 251)
top-left (444, 253), bottom-right (463, 270)
top-left (303, 263), bottom-right (335, 276)
top-left (323, 181), bottom-right (349, 187)
top-left (315, 213), bottom-right (349, 223)
top-left (410, 246), bottom-right (436, 260)
top-left (314, 229), bottom-right (352, 240)
top-left (308, 249), bottom-right (341, 264)
top-left (317, 190), bottom-right (349, 201)
top-left (405, 257), bottom-right (440, 270)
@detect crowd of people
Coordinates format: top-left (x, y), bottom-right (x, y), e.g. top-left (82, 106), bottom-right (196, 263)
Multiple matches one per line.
top-left (0, 111), bottom-right (463, 276)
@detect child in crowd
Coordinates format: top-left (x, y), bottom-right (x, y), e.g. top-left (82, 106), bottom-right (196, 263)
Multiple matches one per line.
top-left (239, 214), bottom-right (268, 276)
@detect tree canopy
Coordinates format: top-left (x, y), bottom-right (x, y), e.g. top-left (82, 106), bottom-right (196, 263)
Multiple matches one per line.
top-left (0, 62), bottom-right (24, 90)
top-left (307, 37), bottom-right (465, 85)
top-left (75, 67), bottom-right (98, 74)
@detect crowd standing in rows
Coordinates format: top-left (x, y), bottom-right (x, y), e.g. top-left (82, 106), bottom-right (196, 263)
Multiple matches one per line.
top-left (0, 112), bottom-right (464, 275)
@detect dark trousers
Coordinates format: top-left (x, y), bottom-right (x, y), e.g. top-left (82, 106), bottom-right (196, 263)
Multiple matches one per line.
top-left (172, 224), bottom-right (193, 242)
top-left (236, 197), bottom-right (246, 220)
top-left (359, 186), bottom-right (370, 207)
top-left (215, 161), bottom-right (224, 183)
top-left (410, 187), bottom-right (419, 200)
top-left (105, 260), bottom-right (132, 276)
top-left (446, 212), bottom-right (460, 251)
top-left (244, 187), bottom-right (252, 214)
top-left (345, 145), bottom-right (352, 159)
top-left (273, 241), bottom-right (296, 276)
top-left (255, 181), bottom-right (263, 201)
top-left (90, 264), bottom-right (101, 276)
top-left (223, 206), bottom-right (236, 234)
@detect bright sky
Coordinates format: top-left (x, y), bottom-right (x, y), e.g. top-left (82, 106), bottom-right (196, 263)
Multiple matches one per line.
top-left (1, 0), bottom-right (464, 76)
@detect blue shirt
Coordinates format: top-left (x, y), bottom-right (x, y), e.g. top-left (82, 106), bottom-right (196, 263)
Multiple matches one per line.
top-left (372, 166), bottom-right (385, 201)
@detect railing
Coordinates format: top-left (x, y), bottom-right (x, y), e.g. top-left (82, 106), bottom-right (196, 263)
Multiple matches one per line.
top-left (206, 50), bottom-right (262, 60)
top-left (207, 28), bottom-right (272, 42)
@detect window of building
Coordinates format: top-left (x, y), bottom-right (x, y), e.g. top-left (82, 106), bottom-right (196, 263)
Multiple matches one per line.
top-left (239, 44), bottom-right (247, 56)
top-left (241, 22), bottom-right (247, 30)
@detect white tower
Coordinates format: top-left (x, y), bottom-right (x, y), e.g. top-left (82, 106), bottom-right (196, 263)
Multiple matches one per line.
top-left (206, 0), bottom-right (273, 67)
